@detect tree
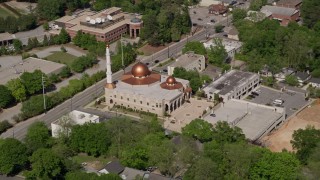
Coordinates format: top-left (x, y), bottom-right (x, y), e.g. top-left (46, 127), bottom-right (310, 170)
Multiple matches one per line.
top-left (24, 122), bottom-right (53, 152)
top-left (250, 151), bottom-right (300, 180)
top-left (184, 157), bottom-right (219, 180)
top-left (69, 123), bottom-right (111, 156)
top-left (0, 138), bottom-right (28, 175)
top-left (6, 78), bottom-right (27, 102)
top-left (215, 25), bottom-right (224, 33)
top-left (212, 121), bottom-right (245, 144)
top-left (65, 171), bottom-right (122, 180)
top-left (42, 34), bottom-right (49, 46)
top-left (285, 75), bottom-right (299, 86)
top-left (13, 39), bottom-right (23, 53)
top-left (27, 148), bottom-right (65, 179)
top-left (0, 120), bottom-right (12, 134)
top-left (21, 94), bottom-right (52, 118)
top-left (59, 66), bottom-right (72, 78)
top-left (207, 38), bottom-right (228, 66)
top-left (190, 78), bottom-right (202, 92)
top-left (306, 143), bottom-right (320, 178)
top-left (232, 9), bottom-right (247, 23)
top-left (249, 0), bottom-right (267, 11)
top-left (20, 70), bottom-right (47, 95)
top-left (0, 85), bottom-right (14, 109)
top-left (37, 0), bottom-right (64, 20)
top-left (291, 126), bottom-right (320, 164)
top-left (182, 119), bottom-right (213, 142)
top-left (58, 28), bottom-right (71, 44)
top-left (301, 0), bottom-right (320, 28)
top-left (120, 147), bottom-right (149, 169)
top-left (182, 41), bottom-right (206, 55)
top-left (43, 22), bottom-right (49, 31)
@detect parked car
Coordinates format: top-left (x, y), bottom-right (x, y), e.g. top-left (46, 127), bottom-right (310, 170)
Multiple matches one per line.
top-left (163, 69), bottom-right (168, 73)
top-left (154, 60), bottom-right (160, 63)
top-left (198, 18), bottom-right (202, 21)
top-left (252, 92), bottom-right (259, 96)
top-left (210, 19), bottom-right (215, 23)
top-left (210, 114), bottom-right (216, 117)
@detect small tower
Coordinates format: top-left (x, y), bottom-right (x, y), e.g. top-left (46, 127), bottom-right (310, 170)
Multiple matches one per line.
top-left (105, 45), bottom-right (115, 89)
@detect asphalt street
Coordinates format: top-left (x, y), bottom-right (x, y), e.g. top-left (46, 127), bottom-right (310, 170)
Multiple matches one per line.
top-left (1, 16), bottom-right (232, 140)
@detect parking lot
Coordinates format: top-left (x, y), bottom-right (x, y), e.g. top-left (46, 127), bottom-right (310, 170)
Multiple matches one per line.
top-left (245, 86), bottom-right (308, 117)
top-left (188, 7), bottom-right (225, 27)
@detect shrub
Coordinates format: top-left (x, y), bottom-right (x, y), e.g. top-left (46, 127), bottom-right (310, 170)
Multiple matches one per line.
top-left (0, 120), bottom-right (13, 134)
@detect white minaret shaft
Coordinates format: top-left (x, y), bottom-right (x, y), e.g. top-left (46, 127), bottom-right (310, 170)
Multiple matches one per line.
top-left (106, 45), bottom-right (112, 84)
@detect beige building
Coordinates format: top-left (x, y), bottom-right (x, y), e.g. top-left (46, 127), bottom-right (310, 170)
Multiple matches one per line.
top-left (54, 7), bottom-right (143, 43)
top-left (167, 51), bottom-right (205, 76)
top-left (104, 46), bottom-right (192, 116)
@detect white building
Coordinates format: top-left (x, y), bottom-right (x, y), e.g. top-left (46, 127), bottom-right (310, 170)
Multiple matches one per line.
top-left (203, 39), bottom-right (242, 60)
top-left (203, 70), bottom-right (260, 101)
top-left (51, 110), bottom-right (100, 138)
top-left (204, 99), bottom-right (286, 141)
top-left (104, 46), bottom-right (192, 116)
top-left (167, 51), bottom-right (205, 76)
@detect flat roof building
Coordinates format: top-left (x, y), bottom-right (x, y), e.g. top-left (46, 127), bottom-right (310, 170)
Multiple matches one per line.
top-left (54, 7), bottom-right (143, 43)
top-left (0, 57), bottom-right (66, 85)
top-left (203, 38), bottom-right (242, 60)
top-left (0, 32), bottom-right (15, 46)
top-left (167, 51), bottom-right (205, 76)
top-left (204, 99), bottom-right (285, 141)
top-left (51, 110), bottom-right (100, 138)
top-left (203, 70), bottom-right (260, 101)
top-left (276, 0), bottom-right (302, 9)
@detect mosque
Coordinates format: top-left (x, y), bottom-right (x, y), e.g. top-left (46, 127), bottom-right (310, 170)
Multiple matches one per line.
top-left (104, 46), bottom-right (192, 116)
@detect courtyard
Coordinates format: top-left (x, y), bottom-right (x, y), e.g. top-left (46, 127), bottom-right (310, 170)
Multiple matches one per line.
top-left (164, 97), bottom-right (213, 132)
top-left (245, 86), bottom-right (309, 117)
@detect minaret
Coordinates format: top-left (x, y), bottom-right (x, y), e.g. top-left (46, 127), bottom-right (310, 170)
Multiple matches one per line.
top-left (105, 45), bottom-right (115, 89)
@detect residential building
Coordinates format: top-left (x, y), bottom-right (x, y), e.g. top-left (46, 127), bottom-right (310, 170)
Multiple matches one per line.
top-left (99, 161), bottom-right (125, 175)
top-left (51, 110), bottom-right (100, 138)
top-left (245, 10), bottom-right (272, 22)
top-left (275, 0), bottom-right (302, 9)
top-left (167, 51), bottom-right (205, 76)
top-left (227, 28), bottom-right (239, 41)
top-left (261, 5), bottom-right (300, 26)
top-left (203, 70), bottom-right (260, 101)
top-left (0, 32), bottom-right (15, 46)
top-left (208, 4), bottom-right (228, 15)
top-left (309, 78), bottom-right (320, 88)
top-left (295, 71), bottom-right (311, 86)
top-left (54, 7), bottom-right (143, 43)
top-left (104, 46), bottom-right (192, 116)
top-left (203, 38), bottom-right (242, 60)
top-left (274, 67), bottom-right (295, 81)
top-left (204, 99), bottom-right (286, 141)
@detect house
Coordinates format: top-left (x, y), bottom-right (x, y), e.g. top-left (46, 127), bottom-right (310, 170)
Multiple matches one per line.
top-left (167, 51), bottom-right (205, 76)
top-left (0, 32), bottom-right (15, 46)
top-left (275, 0), bottom-right (302, 10)
top-left (245, 10), bottom-right (272, 22)
top-left (208, 4), bottom-right (228, 15)
top-left (227, 28), bottom-right (239, 41)
top-left (309, 78), bottom-right (320, 88)
top-left (274, 67), bottom-right (295, 81)
top-left (98, 161), bottom-right (125, 175)
top-left (51, 110), bottom-right (100, 138)
top-left (261, 5), bottom-right (300, 26)
top-left (295, 71), bottom-right (310, 86)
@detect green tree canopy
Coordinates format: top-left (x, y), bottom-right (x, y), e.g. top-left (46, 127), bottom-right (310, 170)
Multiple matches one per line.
top-left (291, 126), bottom-right (320, 164)
top-left (69, 123), bottom-right (111, 156)
top-left (301, 0), bottom-right (320, 28)
top-left (212, 121), bottom-right (245, 144)
top-left (207, 38), bottom-right (228, 66)
top-left (0, 85), bottom-right (14, 109)
top-left (6, 78), bottom-right (27, 102)
top-left (37, 0), bottom-right (64, 20)
top-left (24, 122), bottom-right (53, 152)
top-left (285, 75), bottom-right (299, 86)
top-left (0, 138), bottom-right (28, 175)
top-left (182, 41), bottom-right (207, 55)
top-left (27, 148), bottom-right (65, 179)
top-left (250, 151), bottom-right (300, 180)
top-left (182, 119), bottom-right (213, 143)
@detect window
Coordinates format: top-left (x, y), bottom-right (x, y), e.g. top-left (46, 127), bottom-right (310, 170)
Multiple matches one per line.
top-left (121, 96), bottom-right (123, 99)
top-left (156, 103), bottom-right (158, 108)
top-left (127, 98), bottom-right (129, 101)
top-left (134, 99), bottom-right (136, 102)
top-left (147, 103), bottom-right (149, 106)
top-left (114, 95), bottom-right (116, 98)
top-left (140, 101), bottom-right (142, 104)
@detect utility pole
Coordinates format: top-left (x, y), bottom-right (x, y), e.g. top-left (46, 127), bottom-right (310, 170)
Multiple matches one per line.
top-left (41, 74), bottom-right (46, 113)
top-left (167, 46), bottom-right (170, 58)
top-left (121, 34), bottom-right (124, 69)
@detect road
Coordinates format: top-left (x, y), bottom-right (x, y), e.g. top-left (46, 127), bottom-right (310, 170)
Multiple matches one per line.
top-left (1, 16), bottom-right (232, 140)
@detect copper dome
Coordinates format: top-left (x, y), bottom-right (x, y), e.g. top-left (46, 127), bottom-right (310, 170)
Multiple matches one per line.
top-left (131, 62), bottom-right (151, 78)
top-left (166, 76), bottom-right (177, 85)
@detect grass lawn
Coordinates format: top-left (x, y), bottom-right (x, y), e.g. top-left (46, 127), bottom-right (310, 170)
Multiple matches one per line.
top-left (45, 51), bottom-right (77, 66)
top-left (72, 153), bottom-right (111, 169)
top-left (0, 6), bottom-right (16, 18)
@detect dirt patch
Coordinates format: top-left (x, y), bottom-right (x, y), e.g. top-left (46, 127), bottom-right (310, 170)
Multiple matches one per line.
top-left (138, 43), bottom-right (173, 56)
top-left (262, 100), bottom-right (320, 152)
